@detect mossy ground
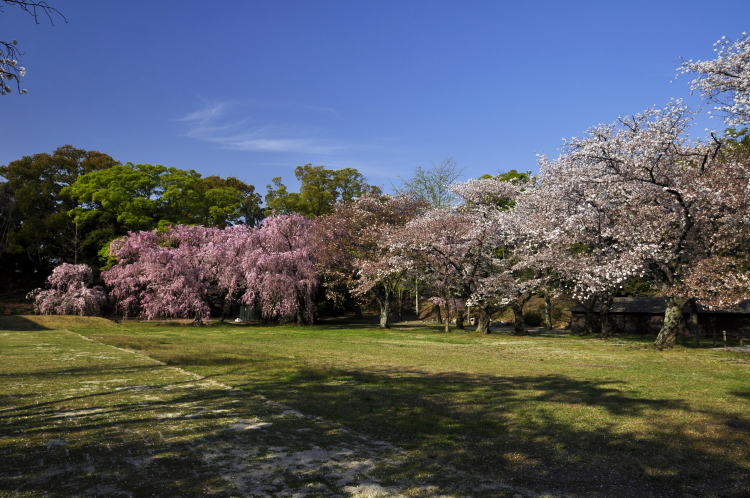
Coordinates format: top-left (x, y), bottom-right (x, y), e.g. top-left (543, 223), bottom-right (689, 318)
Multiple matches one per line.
top-left (1, 315), bottom-right (749, 496)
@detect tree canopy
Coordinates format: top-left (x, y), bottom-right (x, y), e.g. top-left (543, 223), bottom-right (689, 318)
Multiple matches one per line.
top-left (394, 159), bottom-right (462, 208)
top-left (0, 145), bottom-right (117, 289)
top-left (265, 164), bottom-right (380, 217)
top-left (64, 162), bottom-right (263, 265)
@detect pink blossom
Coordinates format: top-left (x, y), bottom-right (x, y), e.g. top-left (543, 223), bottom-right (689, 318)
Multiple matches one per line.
top-left (28, 264), bottom-right (106, 316)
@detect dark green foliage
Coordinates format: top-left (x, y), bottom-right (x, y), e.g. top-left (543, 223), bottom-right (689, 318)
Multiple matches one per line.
top-left (0, 147), bottom-right (263, 290)
top-left (202, 175), bottom-right (263, 227)
top-left (619, 276), bottom-right (657, 297)
top-left (523, 311), bottom-right (543, 326)
top-left (0, 145), bottom-right (117, 289)
top-left (64, 163), bottom-right (263, 263)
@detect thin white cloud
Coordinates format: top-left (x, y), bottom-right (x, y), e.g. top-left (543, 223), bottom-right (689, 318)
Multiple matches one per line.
top-left (211, 134), bottom-right (348, 154)
top-left (178, 102), bottom-right (230, 123)
top-left (178, 100), bottom-right (347, 154)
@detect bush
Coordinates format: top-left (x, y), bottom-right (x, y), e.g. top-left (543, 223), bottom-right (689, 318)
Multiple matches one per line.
top-left (523, 311), bottom-right (543, 326)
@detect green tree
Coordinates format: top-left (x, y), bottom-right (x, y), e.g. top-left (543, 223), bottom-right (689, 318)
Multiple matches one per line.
top-left (0, 145), bottom-right (117, 289)
top-left (265, 164), bottom-right (380, 217)
top-left (203, 176), bottom-right (263, 226)
top-left (0, 181), bottom-right (14, 253)
top-left (65, 163), bottom-right (263, 263)
top-left (480, 169), bottom-right (532, 184)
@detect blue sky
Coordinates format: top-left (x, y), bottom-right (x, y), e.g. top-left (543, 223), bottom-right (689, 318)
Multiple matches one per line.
top-left (2, 0), bottom-right (749, 193)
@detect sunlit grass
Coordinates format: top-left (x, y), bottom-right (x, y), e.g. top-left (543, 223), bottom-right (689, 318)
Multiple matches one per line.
top-left (2, 315), bottom-right (749, 496)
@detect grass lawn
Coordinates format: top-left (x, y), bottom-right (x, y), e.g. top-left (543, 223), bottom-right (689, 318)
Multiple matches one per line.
top-left (1, 315), bottom-right (749, 496)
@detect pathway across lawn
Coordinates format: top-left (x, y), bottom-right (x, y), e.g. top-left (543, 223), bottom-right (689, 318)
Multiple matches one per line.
top-left (0, 316), bottom-right (526, 497)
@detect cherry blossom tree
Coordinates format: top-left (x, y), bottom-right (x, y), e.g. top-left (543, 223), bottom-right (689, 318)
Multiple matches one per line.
top-left (516, 99), bottom-right (749, 348)
top-left (239, 214), bottom-right (319, 324)
top-left (205, 224), bottom-right (256, 319)
top-left (671, 33), bottom-right (750, 321)
top-left (103, 226), bottom-right (219, 324)
top-left (515, 153), bottom-right (666, 336)
top-left (450, 177), bottom-right (543, 334)
top-left (103, 218), bottom-right (319, 325)
top-left (352, 252), bottom-right (409, 328)
top-left (496, 35), bottom-right (750, 345)
top-left (379, 177), bottom-right (541, 335)
top-left (674, 144), bottom-right (750, 310)
top-left (385, 209), bottom-right (475, 332)
top-left (680, 33), bottom-right (750, 127)
top-left (28, 263), bottom-right (105, 315)
top-left (317, 194), bottom-right (428, 328)
top-left (1, 0), bottom-right (65, 95)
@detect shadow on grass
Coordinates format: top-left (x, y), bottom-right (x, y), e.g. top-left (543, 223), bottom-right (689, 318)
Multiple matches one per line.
top-left (0, 315), bottom-right (50, 331)
top-left (0, 364), bottom-right (162, 380)
top-left (0, 367), bottom-right (196, 418)
top-left (0, 379), bottom-right (275, 496)
top-left (223, 365), bottom-right (750, 497)
top-left (0, 369), bottom-right (421, 497)
top-left (2, 360), bottom-right (749, 496)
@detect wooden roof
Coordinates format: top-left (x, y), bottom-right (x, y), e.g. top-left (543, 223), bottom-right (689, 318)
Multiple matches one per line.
top-left (571, 297), bottom-right (750, 315)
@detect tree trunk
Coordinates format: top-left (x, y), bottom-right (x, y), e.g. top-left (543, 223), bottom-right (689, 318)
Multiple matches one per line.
top-left (511, 302), bottom-right (525, 335)
top-left (655, 297), bottom-right (689, 350)
top-left (476, 307), bottom-right (491, 334)
top-left (378, 299), bottom-right (391, 328)
top-left (443, 295), bottom-right (451, 333)
top-left (686, 299), bottom-right (701, 346)
top-left (219, 295), bottom-right (230, 323)
top-left (455, 306), bottom-right (465, 330)
top-left (295, 295), bottom-right (308, 325)
top-left (378, 300), bottom-right (390, 329)
top-left (378, 287), bottom-right (391, 329)
top-left (397, 287), bottom-right (403, 322)
top-left (599, 294), bottom-right (615, 337)
top-left (415, 280), bottom-right (420, 318)
top-left (544, 293), bottom-right (553, 329)
top-left (435, 304), bottom-right (442, 324)
top-left (582, 297), bottom-right (600, 335)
